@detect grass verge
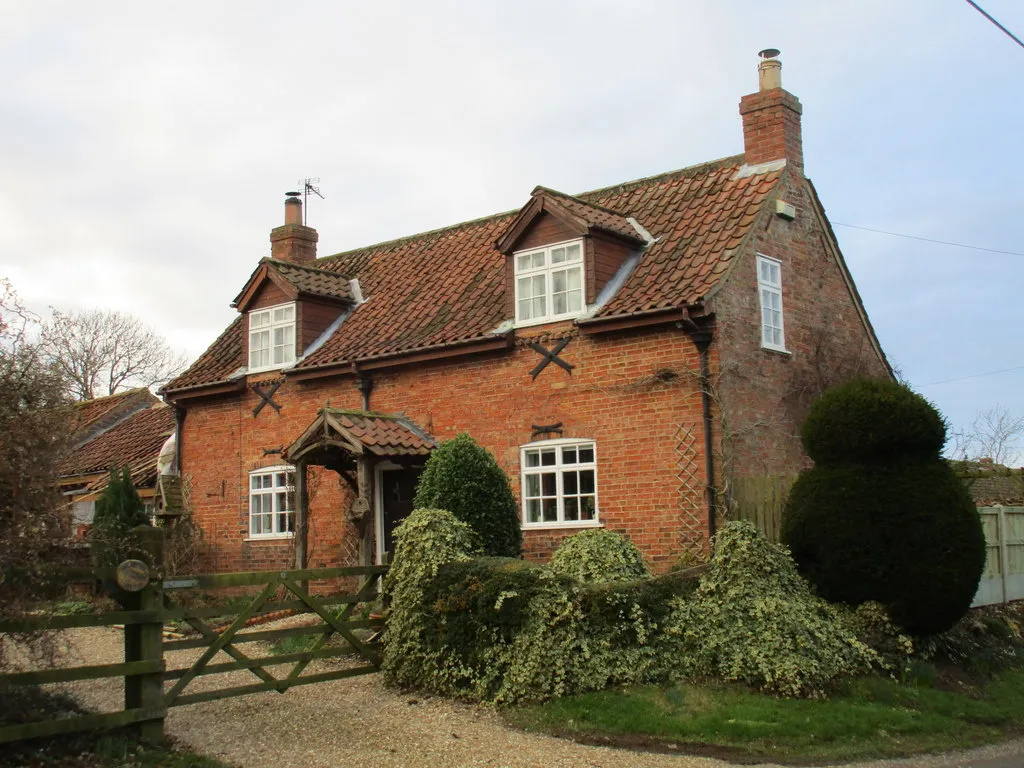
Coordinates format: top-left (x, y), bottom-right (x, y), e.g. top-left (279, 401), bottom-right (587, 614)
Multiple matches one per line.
top-left (505, 667), bottom-right (1024, 764)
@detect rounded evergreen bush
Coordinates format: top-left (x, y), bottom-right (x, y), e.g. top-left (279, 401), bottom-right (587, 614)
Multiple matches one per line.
top-left (800, 377), bottom-right (946, 465)
top-left (783, 378), bottom-right (986, 636)
top-left (549, 529), bottom-right (649, 583)
top-left (413, 433), bottom-right (522, 557)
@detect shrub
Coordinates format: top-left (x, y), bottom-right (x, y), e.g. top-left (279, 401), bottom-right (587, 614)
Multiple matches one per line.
top-left (800, 377), bottom-right (946, 466)
top-left (548, 529), bottom-right (649, 583)
top-left (666, 521), bottom-right (879, 698)
top-left (381, 507), bottom-right (700, 704)
top-left (90, 467), bottom-right (151, 569)
top-left (841, 601), bottom-right (914, 672)
top-left (784, 378), bottom-right (985, 636)
top-left (413, 433), bottom-right (521, 557)
top-left (381, 508), bottom-right (474, 690)
top-left (784, 461), bottom-right (984, 635)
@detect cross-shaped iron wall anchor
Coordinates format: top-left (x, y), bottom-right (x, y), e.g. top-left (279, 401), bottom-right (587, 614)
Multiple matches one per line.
top-left (251, 380), bottom-right (283, 417)
top-left (528, 338), bottom-right (574, 380)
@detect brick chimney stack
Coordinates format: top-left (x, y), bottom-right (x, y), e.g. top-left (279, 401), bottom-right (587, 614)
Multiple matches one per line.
top-left (270, 192), bottom-right (318, 264)
top-left (739, 50), bottom-right (804, 175)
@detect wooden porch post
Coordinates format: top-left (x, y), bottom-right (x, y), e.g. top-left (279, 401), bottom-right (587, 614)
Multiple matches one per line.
top-left (294, 458), bottom-right (308, 570)
top-left (356, 455), bottom-right (375, 566)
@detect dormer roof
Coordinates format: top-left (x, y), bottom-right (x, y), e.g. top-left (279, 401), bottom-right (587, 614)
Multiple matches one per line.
top-left (494, 186), bottom-right (647, 254)
top-left (233, 258), bottom-right (355, 313)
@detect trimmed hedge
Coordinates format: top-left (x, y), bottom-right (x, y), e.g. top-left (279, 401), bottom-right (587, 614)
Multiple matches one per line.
top-left (413, 433), bottom-right (522, 557)
top-left (800, 377), bottom-right (946, 466)
top-left (548, 529), bottom-right (649, 583)
top-left (383, 511), bottom-right (873, 702)
top-left (783, 460), bottom-right (985, 635)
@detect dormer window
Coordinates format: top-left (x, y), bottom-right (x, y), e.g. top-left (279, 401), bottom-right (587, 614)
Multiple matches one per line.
top-left (514, 239), bottom-right (585, 326)
top-left (249, 302), bottom-right (296, 371)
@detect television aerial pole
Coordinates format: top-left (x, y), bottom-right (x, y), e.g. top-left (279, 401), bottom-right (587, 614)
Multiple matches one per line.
top-left (298, 178), bottom-right (324, 226)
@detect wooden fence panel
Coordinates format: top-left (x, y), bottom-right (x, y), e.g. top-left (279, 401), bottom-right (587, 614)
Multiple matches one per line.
top-left (727, 475), bottom-right (797, 542)
top-left (972, 506), bottom-right (1024, 607)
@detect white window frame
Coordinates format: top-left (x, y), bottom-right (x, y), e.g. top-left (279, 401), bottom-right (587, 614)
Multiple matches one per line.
top-left (248, 302), bottom-right (296, 372)
top-left (756, 254), bottom-right (787, 352)
top-left (519, 438), bottom-right (600, 529)
top-left (247, 465), bottom-right (295, 539)
top-left (513, 238), bottom-right (587, 327)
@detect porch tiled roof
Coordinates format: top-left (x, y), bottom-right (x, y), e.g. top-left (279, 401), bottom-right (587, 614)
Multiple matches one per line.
top-left (329, 410), bottom-right (435, 456)
top-left (168, 154), bottom-right (784, 391)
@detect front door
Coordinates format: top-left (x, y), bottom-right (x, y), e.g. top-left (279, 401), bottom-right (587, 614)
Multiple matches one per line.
top-left (379, 465), bottom-right (424, 560)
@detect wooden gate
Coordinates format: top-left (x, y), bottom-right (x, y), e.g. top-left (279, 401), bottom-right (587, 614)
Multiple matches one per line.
top-left (0, 533), bottom-right (387, 745)
top-left (161, 565), bottom-right (386, 709)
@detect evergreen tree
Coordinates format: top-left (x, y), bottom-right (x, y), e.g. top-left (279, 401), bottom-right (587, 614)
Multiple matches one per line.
top-left (414, 433), bottom-right (522, 557)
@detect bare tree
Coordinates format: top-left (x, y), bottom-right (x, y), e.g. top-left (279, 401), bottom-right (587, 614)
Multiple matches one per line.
top-left (950, 405), bottom-right (1024, 466)
top-left (40, 308), bottom-right (187, 400)
top-left (0, 279), bottom-right (71, 668)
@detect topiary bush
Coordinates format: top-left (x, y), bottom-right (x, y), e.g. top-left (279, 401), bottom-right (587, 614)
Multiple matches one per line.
top-left (666, 521), bottom-right (879, 697)
top-left (800, 376), bottom-right (947, 466)
top-left (548, 529), bottom-right (650, 583)
top-left (413, 433), bottom-right (521, 557)
top-left (783, 378), bottom-right (986, 636)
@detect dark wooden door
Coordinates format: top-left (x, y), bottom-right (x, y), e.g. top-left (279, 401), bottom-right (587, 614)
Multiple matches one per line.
top-left (380, 466), bottom-right (423, 558)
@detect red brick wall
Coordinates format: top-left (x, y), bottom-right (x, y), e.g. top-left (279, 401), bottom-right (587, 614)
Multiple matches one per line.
top-left (711, 172), bottom-right (889, 479)
top-left (180, 324), bottom-right (712, 574)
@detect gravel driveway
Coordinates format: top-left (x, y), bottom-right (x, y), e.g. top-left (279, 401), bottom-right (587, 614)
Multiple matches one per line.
top-left (44, 627), bottom-right (1024, 768)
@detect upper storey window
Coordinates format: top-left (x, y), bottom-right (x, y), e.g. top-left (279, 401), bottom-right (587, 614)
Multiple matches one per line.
top-left (514, 239), bottom-right (585, 326)
top-left (756, 255), bottom-right (786, 352)
top-left (249, 302), bottom-right (296, 371)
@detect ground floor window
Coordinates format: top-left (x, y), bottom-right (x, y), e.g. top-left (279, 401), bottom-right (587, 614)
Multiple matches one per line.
top-left (249, 466), bottom-right (295, 537)
top-left (520, 439), bottom-right (598, 527)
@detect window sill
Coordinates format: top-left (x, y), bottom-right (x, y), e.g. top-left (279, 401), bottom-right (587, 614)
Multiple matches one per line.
top-left (513, 314), bottom-right (587, 330)
top-left (244, 534), bottom-right (294, 542)
top-left (761, 345), bottom-right (792, 356)
top-left (522, 520), bottom-right (604, 531)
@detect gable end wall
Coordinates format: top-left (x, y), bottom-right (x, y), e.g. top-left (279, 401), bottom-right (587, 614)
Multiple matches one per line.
top-left (712, 173), bottom-right (889, 479)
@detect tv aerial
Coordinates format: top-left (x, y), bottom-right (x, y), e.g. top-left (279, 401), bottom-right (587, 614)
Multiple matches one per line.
top-left (297, 178), bottom-right (324, 225)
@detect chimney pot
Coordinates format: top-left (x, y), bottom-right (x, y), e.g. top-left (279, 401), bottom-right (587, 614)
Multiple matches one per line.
top-left (284, 195), bottom-right (303, 226)
top-left (758, 56), bottom-right (782, 91)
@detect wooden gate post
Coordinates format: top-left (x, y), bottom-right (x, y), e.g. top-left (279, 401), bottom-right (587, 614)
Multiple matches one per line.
top-left (123, 525), bottom-right (166, 743)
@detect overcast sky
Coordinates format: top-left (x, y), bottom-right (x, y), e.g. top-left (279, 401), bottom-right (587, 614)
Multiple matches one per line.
top-left (2, 1), bottom-right (1022, 457)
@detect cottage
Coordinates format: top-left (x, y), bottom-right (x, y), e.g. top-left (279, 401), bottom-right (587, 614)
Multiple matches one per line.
top-left (163, 52), bottom-right (890, 573)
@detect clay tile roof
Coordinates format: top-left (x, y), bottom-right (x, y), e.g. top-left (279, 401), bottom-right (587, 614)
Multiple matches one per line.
top-left (71, 388), bottom-right (157, 441)
top-left (269, 260), bottom-right (355, 303)
top-left (327, 409), bottom-right (434, 456)
top-left (163, 316), bottom-right (244, 393)
top-left (171, 154), bottom-right (784, 390)
top-left (532, 186), bottom-right (644, 243)
top-left (60, 405), bottom-right (175, 480)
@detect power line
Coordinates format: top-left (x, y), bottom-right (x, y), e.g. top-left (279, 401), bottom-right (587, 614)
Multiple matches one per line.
top-left (917, 365), bottom-right (1024, 388)
top-left (964, 0), bottom-right (1024, 50)
top-left (830, 221), bottom-right (1024, 258)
